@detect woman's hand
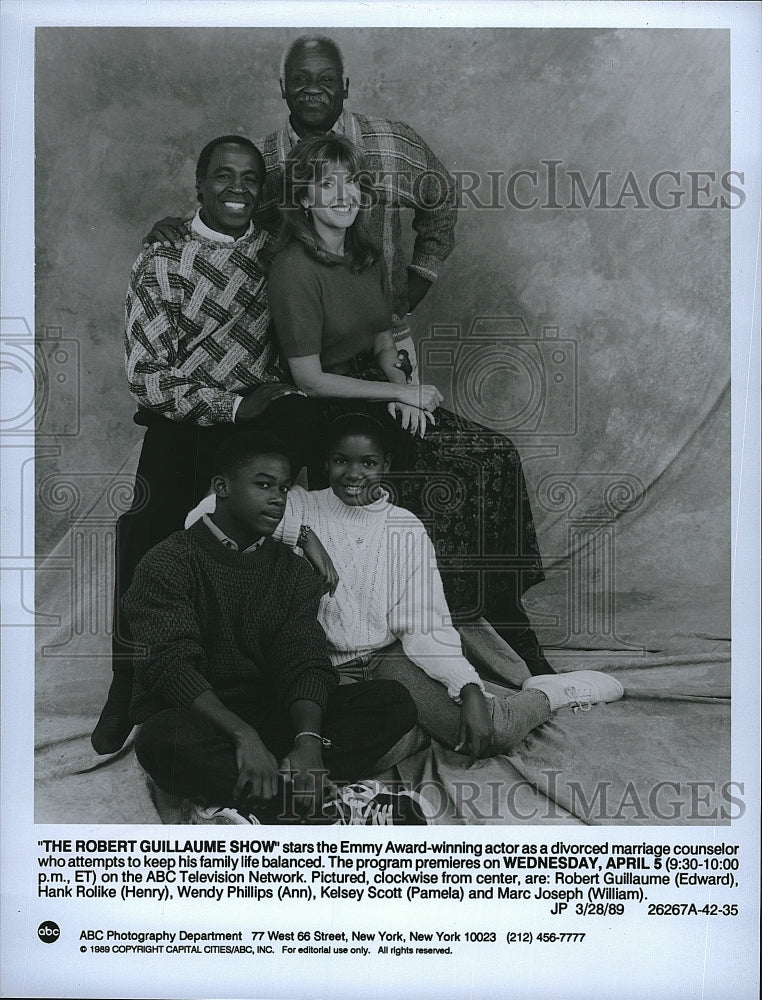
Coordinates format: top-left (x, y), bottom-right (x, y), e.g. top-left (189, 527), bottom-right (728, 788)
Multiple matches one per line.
top-left (300, 528), bottom-right (340, 595)
top-left (455, 685), bottom-right (493, 762)
top-left (387, 402), bottom-right (435, 438)
top-left (399, 383), bottom-right (443, 412)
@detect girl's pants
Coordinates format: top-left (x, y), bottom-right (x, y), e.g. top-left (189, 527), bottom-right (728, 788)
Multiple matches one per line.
top-left (336, 641), bottom-right (552, 755)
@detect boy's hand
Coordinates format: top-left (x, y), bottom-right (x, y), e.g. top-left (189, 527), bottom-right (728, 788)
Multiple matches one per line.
top-left (280, 737), bottom-right (334, 817)
top-left (142, 216), bottom-right (191, 249)
top-left (231, 726), bottom-right (281, 803)
top-left (455, 685), bottom-right (493, 761)
top-left (300, 528), bottom-right (340, 595)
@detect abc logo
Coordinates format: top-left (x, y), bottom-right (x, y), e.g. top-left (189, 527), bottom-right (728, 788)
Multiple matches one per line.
top-left (37, 920), bottom-right (60, 943)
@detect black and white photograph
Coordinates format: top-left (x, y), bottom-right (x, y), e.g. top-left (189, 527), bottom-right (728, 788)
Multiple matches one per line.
top-left (1, 1), bottom-right (759, 998)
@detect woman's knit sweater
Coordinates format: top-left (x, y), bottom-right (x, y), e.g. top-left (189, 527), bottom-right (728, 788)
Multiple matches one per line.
top-left (124, 520), bottom-right (337, 723)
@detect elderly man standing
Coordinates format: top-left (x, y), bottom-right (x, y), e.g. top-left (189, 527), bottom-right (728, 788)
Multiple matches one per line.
top-left (92, 134), bottom-right (321, 754)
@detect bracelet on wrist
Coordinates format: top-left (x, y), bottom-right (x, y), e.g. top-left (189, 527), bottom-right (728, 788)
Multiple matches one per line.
top-left (294, 730), bottom-right (332, 747)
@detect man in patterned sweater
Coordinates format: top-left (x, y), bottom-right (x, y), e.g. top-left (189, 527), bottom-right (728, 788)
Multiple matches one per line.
top-left (92, 135), bottom-right (322, 755)
top-left (126, 431), bottom-right (420, 823)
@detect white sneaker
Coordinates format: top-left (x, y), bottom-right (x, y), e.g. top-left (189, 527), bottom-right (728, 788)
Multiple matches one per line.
top-left (328, 780), bottom-right (431, 825)
top-left (522, 670), bottom-right (624, 713)
top-left (180, 800), bottom-right (261, 825)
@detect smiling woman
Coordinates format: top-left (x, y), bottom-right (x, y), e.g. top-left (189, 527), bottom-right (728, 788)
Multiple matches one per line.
top-left (264, 134), bottom-right (444, 418)
top-left (300, 169), bottom-right (362, 252)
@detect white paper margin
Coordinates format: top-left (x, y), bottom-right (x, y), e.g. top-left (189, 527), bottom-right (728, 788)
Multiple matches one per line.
top-left (1, 2), bottom-right (759, 999)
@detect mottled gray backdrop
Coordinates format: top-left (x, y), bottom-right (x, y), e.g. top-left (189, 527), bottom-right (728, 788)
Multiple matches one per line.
top-left (34, 27), bottom-right (730, 650)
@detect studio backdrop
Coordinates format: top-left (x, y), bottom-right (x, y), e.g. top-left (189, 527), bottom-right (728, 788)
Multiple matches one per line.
top-left (33, 26), bottom-right (730, 723)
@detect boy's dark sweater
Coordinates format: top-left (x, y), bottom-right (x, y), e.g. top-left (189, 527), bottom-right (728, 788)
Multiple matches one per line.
top-left (124, 520), bottom-right (337, 723)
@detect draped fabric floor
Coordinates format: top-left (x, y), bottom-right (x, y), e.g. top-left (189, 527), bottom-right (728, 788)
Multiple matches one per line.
top-left (34, 436), bottom-right (730, 826)
top-left (34, 633), bottom-right (730, 827)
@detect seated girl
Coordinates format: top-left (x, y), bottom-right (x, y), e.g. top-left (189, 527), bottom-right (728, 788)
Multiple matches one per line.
top-left (187, 415), bottom-right (623, 759)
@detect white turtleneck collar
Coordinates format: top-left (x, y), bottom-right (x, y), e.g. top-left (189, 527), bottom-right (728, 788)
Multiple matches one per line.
top-left (324, 487), bottom-right (391, 520)
top-left (191, 208), bottom-right (255, 244)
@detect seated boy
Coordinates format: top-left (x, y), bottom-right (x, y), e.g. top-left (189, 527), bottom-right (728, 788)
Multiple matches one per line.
top-left (124, 431), bottom-right (426, 825)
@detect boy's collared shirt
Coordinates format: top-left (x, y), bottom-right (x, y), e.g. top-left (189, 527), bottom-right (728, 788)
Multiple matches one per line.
top-left (189, 489), bottom-right (486, 702)
top-left (202, 514), bottom-right (264, 553)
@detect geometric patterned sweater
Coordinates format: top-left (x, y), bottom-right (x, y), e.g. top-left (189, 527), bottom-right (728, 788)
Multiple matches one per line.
top-left (123, 520), bottom-right (337, 723)
top-left (124, 221), bottom-right (288, 425)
